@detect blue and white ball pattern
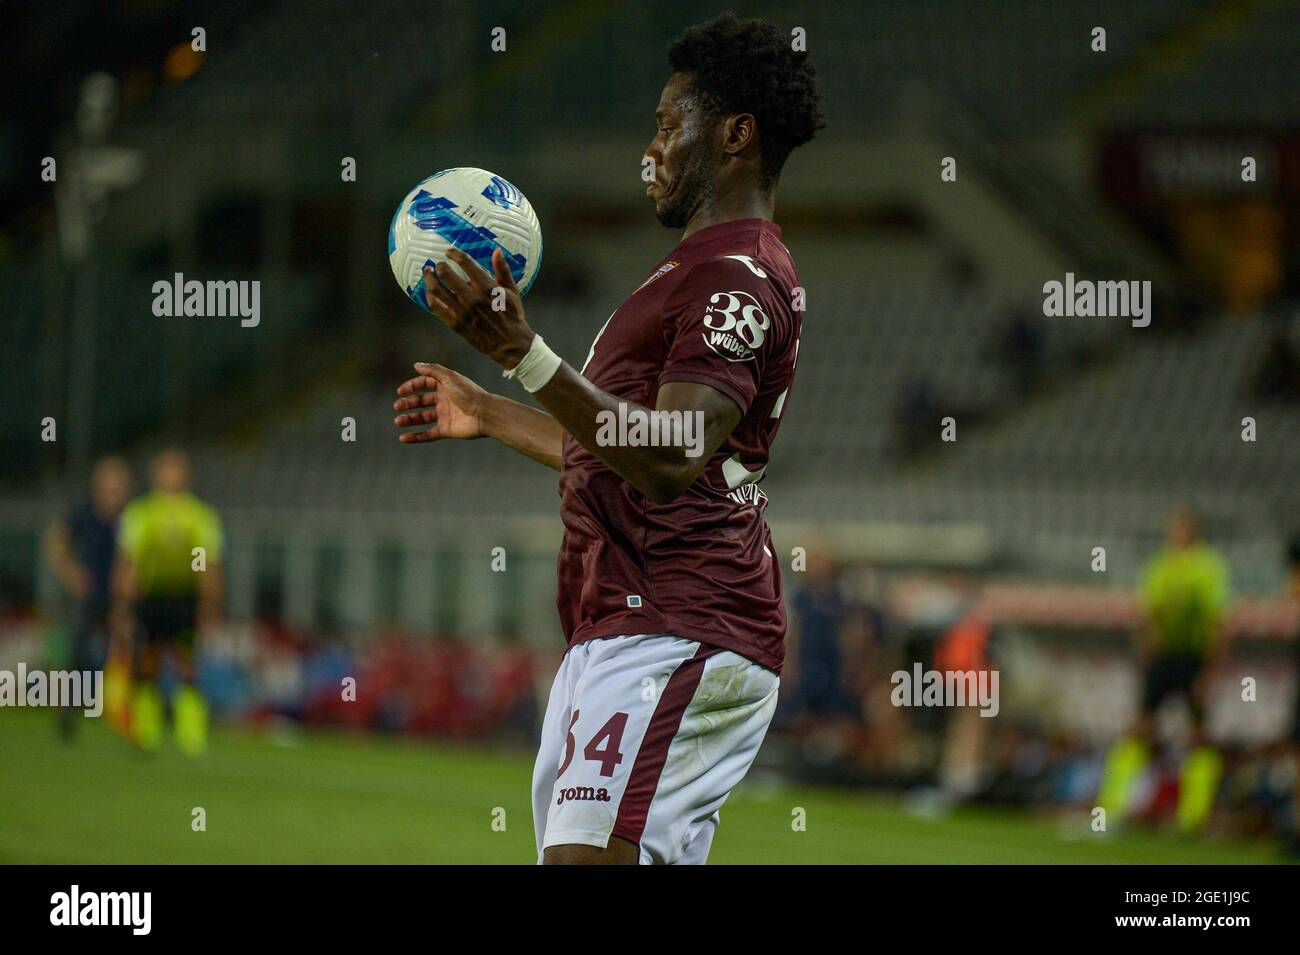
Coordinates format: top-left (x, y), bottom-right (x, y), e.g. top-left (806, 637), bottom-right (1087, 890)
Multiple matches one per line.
top-left (388, 167), bottom-right (543, 311)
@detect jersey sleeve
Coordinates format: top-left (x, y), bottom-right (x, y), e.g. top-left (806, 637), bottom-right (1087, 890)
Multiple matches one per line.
top-left (657, 255), bottom-right (789, 417)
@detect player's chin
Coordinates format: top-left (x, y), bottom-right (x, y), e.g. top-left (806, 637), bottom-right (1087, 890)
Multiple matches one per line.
top-left (653, 201), bottom-right (686, 229)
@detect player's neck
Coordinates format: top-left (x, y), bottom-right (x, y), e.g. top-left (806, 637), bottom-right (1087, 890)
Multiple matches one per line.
top-left (680, 189), bottom-right (774, 241)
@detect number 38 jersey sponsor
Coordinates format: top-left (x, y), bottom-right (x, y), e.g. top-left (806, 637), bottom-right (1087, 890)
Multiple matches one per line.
top-left (557, 218), bottom-right (802, 673)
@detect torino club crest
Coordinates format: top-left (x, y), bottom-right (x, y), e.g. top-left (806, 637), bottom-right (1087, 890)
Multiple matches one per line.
top-left (701, 290), bottom-right (771, 362)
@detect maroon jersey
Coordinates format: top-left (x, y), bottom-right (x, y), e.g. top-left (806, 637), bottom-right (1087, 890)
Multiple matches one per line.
top-left (556, 218), bottom-right (801, 672)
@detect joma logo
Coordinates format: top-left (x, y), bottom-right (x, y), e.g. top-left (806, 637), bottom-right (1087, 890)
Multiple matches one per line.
top-left (556, 785), bottom-right (612, 806)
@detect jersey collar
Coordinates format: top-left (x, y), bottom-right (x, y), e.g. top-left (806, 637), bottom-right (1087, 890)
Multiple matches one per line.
top-left (676, 217), bottom-right (780, 251)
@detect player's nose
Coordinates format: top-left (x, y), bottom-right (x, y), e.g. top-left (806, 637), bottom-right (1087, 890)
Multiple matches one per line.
top-left (642, 140), bottom-right (663, 171)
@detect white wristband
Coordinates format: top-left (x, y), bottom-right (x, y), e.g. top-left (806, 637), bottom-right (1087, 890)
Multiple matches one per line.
top-left (501, 334), bottom-right (562, 393)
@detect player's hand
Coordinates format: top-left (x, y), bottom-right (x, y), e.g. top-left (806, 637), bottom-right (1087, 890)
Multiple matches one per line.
top-left (422, 247), bottom-right (534, 368)
top-left (394, 362), bottom-right (490, 442)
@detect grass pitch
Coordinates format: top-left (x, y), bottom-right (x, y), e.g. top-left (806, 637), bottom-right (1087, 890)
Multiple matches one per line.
top-left (0, 711), bottom-right (1279, 864)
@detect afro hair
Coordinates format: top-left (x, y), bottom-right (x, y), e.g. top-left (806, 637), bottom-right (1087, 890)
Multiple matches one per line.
top-left (668, 12), bottom-right (826, 187)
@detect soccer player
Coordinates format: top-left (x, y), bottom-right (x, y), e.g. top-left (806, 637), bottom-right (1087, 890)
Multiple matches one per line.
top-left (112, 448), bottom-right (224, 755)
top-left (1099, 505), bottom-right (1231, 830)
top-left (393, 13), bottom-right (823, 863)
top-left (44, 454), bottom-right (131, 739)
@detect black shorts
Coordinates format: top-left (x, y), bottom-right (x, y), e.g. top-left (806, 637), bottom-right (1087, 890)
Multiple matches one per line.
top-left (1142, 656), bottom-right (1204, 713)
top-left (136, 594), bottom-right (199, 649)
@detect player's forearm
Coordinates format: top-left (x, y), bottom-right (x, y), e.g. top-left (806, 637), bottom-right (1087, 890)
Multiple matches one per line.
top-left (530, 362), bottom-right (697, 503)
top-left (480, 393), bottom-right (566, 470)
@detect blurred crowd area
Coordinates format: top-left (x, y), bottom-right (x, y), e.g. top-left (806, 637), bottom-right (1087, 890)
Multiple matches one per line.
top-left (4, 505), bottom-right (1297, 840)
top-left (3, 613), bottom-right (538, 747)
top-left (767, 553), bottom-right (1299, 841)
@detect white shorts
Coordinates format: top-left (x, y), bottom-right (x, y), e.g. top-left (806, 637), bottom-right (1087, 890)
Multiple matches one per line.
top-left (532, 633), bottom-right (779, 865)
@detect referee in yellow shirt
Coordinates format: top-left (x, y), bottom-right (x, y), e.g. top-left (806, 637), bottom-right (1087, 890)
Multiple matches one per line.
top-left (1101, 506), bottom-right (1230, 831)
top-left (1137, 507), bottom-right (1231, 729)
top-left (112, 449), bottom-right (224, 755)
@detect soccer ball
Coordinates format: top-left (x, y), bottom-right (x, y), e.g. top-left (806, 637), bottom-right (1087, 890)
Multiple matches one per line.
top-left (388, 167), bottom-right (543, 311)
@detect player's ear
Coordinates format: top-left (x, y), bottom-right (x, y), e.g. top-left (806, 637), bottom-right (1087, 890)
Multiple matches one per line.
top-left (723, 112), bottom-right (756, 157)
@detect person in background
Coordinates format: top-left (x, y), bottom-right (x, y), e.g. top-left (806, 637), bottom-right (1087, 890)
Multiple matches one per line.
top-left (43, 455), bottom-right (131, 740)
top-left (789, 550), bottom-right (858, 729)
top-left (1100, 505), bottom-right (1231, 831)
top-left (934, 594), bottom-right (994, 801)
top-left (113, 448), bottom-right (224, 755)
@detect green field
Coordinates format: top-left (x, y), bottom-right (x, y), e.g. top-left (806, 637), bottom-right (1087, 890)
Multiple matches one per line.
top-left (0, 710), bottom-right (1281, 864)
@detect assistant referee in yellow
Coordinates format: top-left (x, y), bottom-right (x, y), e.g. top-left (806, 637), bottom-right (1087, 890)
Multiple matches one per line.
top-left (112, 448), bottom-right (224, 755)
top-left (1101, 505), bottom-right (1231, 831)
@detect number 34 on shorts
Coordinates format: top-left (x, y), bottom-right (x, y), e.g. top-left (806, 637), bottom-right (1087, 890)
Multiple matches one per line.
top-left (531, 633), bottom-right (779, 864)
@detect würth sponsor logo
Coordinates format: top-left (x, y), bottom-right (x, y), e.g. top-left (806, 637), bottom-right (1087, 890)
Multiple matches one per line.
top-left (50, 885), bottom-right (151, 935)
top-left (726, 483), bottom-right (768, 508)
top-left (556, 785), bottom-right (612, 806)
